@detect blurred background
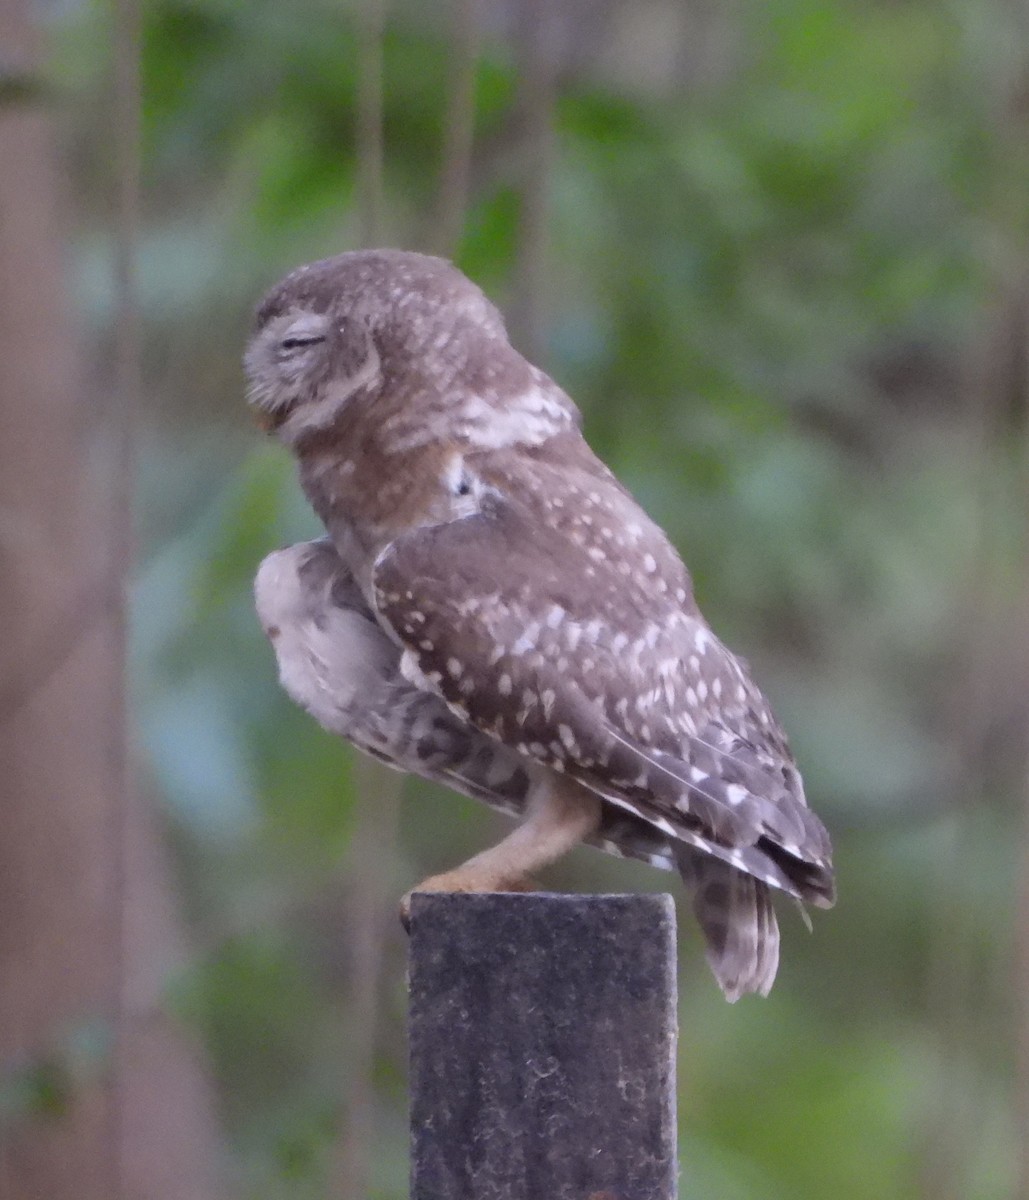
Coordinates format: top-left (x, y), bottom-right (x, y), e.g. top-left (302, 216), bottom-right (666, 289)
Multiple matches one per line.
top-left (2, 0), bottom-right (1028, 1196)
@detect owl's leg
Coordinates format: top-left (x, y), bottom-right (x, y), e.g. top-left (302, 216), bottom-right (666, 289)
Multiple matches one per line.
top-left (400, 776), bottom-right (601, 925)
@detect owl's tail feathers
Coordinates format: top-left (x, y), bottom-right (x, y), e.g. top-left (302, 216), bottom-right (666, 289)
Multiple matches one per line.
top-left (675, 848), bottom-right (780, 1002)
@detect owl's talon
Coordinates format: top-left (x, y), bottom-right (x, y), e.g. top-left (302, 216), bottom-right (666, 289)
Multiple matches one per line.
top-left (399, 870), bottom-right (539, 932)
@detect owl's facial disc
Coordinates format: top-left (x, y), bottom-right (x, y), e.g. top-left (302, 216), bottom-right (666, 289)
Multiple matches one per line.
top-left (244, 308), bottom-right (331, 430)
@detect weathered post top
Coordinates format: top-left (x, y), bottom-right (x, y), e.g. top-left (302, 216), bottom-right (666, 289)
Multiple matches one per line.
top-left (408, 892), bottom-right (678, 1200)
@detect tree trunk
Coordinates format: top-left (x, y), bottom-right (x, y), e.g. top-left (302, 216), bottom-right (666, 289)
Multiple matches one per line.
top-left (0, 3), bottom-right (226, 1197)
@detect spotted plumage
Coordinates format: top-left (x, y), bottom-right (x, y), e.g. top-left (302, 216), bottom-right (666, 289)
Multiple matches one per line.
top-left (256, 538), bottom-right (711, 869)
top-left (246, 249), bottom-right (835, 1000)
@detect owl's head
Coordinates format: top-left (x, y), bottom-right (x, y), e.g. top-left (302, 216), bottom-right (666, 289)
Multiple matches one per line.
top-left (244, 249), bottom-right (520, 445)
top-left (244, 250), bottom-right (580, 451)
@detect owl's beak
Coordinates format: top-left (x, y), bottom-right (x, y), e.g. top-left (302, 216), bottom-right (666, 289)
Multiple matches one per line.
top-left (254, 406), bottom-right (290, 434)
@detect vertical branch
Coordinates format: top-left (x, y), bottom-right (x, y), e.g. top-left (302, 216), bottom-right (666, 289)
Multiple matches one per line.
top-left (920, 321), bottom-right (1000, 1200)
top-left (508, 0), bottom-right (557, 361)
top-left (0, 4), bottom-right (225, 1196)
top-left (919, 4), bottom-right (1029, 1183)
top-left (1012, 281), bottom-right (1029, 1200)
top-left (108, 0), bottom-right (141, 1193)
top-left (1003, 17), bottom-right (1029, 1196)
top-left (335, 757), bottom-right (402, 1200)
top-left (336, 3), bottom-right (400, 1197)
top-left (0, 1), bottom-right (221, 1196)
top-left (429, 0), bottom-right (482, 258)
top-left (355, 0), bottom-right (385, 245)
top-left (111, 9), bottom-right (227, 1199)
top-left (925, 13), bottom-right (1029, 1190)
top-left (920, 284), bottom-right (1024, 1200)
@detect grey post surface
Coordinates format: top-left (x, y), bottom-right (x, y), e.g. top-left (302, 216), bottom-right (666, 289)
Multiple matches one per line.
top-left (409, 892), bottom-right (678, 1200)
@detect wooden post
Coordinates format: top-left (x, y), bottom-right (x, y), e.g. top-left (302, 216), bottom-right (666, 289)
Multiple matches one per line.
top-left (408, 893), bottom-right (678, 1199)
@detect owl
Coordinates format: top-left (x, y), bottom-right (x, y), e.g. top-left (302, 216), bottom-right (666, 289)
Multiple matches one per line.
top-left (245, 250), bottom-right (834, 1001)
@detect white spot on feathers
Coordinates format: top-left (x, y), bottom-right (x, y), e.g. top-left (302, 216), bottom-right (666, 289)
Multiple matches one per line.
top-left (545, 604), bottom-right (565, 628)
top-left (510, 620), bottom-right (541, 656)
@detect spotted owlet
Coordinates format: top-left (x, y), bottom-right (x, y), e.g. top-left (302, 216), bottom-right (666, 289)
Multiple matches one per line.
top-left (245, 250), bottom-right (834, 1001)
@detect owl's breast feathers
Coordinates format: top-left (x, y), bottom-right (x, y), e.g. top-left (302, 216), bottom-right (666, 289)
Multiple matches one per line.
top-left (366, 433), bottom-right (834, 910)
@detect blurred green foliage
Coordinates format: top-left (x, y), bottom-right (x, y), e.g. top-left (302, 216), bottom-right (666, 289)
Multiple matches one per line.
top-left (48, 0), bottom-right (1029, 1194)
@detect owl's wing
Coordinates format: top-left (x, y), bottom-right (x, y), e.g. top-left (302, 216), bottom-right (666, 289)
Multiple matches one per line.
top-left (256, 538), bottom-right (702, 874)
top-left (369, 494), bottom-right (834, 911)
